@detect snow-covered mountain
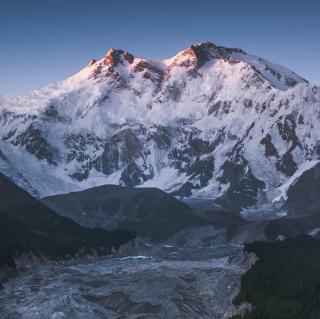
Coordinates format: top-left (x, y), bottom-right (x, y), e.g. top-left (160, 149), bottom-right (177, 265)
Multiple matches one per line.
top-left (0, 42), bottom-right (319, 214)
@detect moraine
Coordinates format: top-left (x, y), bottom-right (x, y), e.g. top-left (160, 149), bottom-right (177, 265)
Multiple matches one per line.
top-left (0, 244), bottom-right (254, 319)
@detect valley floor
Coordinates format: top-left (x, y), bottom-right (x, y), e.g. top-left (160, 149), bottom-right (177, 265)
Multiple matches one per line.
top-left (0, 244), bottom-right (250, 319)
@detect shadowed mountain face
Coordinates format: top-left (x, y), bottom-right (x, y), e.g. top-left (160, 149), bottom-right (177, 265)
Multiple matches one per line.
top-left (0, 173), bottom-right (135, 269)
top-left (264, 214), bottom-right (320, 241)
top-left (42, 185), bottom-right (207, 241)
top-left (42, 185), bottom-right (271, 245)
top-left (284, 162), bottom-right (320, 216)
top-left (42, 181), bottom-right (320, 246)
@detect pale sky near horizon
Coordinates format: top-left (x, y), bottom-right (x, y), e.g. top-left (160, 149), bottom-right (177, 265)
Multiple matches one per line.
top-left (1, 0), bottom-right (319, 96)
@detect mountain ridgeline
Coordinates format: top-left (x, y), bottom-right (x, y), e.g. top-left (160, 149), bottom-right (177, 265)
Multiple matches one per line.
top-left (42, 185), bottom-right (203, 241)
top-left (0, 42), bottom-right (319, 216)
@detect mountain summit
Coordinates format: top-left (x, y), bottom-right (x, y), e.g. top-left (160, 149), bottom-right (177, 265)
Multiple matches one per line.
top-left (0, 42), bottom-right (319, 215)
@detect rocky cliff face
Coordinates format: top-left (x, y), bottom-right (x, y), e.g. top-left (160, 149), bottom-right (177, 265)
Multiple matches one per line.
top-left (0, 42), bottom-right (319, 215)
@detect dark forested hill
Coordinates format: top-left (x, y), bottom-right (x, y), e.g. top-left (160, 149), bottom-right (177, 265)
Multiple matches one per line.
top-left (232, 235), bottom-right (320, 319)
top-left (0, 173), bottom-right (135, 272)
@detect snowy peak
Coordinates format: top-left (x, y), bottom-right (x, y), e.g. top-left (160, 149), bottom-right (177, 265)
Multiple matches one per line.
top-left (165, 42), bottom-right (246, 68)
top-left (142, 41), bottom-right (306, 91)
top-left (190, 42), bottom-right (246, 67)
top-left (84, 49), bottom-right (137, 88)
top-left (77, 42), bottom-right (308, 93)
top-left (103, 48), bottom-right (135, 66)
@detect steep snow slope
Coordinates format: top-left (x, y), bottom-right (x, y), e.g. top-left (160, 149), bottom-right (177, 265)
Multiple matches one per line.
top-left (0, 42), bottom-right (319, 213)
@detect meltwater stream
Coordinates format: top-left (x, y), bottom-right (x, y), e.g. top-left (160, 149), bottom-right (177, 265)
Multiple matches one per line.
top-left (0, 245), bottom-right (247, 319)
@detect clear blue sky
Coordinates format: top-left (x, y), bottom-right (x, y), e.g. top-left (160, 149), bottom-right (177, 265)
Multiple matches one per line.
top-left (1, 0), bottom-right (319, 96)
